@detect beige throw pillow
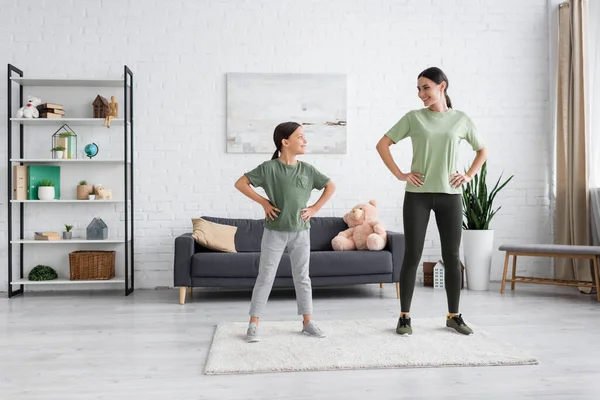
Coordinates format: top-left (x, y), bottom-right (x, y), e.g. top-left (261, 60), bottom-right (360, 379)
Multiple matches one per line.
top-left (191, 218), bottom-right (237, 253)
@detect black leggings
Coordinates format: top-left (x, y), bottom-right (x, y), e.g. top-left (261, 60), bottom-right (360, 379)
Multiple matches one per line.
top-left (400, 192), bottom-right (463, 313)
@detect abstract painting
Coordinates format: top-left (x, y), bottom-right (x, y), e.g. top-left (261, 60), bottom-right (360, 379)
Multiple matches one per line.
top-left (226, 73), bottom-right (347, 154)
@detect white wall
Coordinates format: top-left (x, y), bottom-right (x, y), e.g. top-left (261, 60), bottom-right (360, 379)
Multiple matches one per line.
top-left (0, 0), bottom-right (552, 290)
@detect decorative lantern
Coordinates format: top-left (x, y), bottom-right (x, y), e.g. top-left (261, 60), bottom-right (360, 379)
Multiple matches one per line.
top-left (86, 217), bottom-right (108, 240)
top-left (51, 124), bottom-right (77, 159)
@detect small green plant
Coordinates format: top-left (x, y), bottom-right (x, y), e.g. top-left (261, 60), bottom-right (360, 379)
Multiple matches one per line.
top-left (51, 146), bottom-right (65, 151)
top-left (38, 179), bottom-right (54, 187)
top-left (79, 180), bottom-right (88, 186)
top-left (64, 224), bottom-right (73, 232)
top-left (28, 265), bottom-right (58, 281)
top-left (461, 161), bottom-right (514, 230)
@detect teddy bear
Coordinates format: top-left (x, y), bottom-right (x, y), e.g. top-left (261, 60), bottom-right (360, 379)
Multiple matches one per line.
top-left (16, 95), bottom-right (42, 118)
top-left (332, 199), bottom-right (387, 251)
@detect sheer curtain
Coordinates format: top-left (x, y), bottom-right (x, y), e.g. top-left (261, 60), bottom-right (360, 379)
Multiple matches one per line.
top-left (588, 0), bottom-right (600, 246)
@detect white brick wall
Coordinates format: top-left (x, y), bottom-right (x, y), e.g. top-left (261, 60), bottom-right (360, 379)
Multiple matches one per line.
top-left (0, 0), bottom-right (553, 290)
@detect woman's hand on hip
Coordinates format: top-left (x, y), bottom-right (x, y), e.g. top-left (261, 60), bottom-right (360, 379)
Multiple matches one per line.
top-left (449, 172), bottom-right (472, 188)
top-left (399, 172), bottom-right (424, 187)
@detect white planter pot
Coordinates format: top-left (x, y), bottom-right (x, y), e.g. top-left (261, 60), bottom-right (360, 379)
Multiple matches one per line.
top-left (54, 151), bottom-right (64, 159)
top-left (38, 186), bottom-right (55, 200)
top-left (462, 229), bottom-right (495, 291)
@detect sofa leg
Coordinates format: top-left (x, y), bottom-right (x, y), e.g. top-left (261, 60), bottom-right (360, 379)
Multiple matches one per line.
top-left (179, 287), bottom-right (188, 305)
top-left (379, 283), bottom-right (384, 289)
top-left (395, 282), bottom-right (400, 299)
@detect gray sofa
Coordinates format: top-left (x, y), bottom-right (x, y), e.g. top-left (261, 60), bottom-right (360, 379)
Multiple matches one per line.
top-left (173, 216), bottom-right (405, 304)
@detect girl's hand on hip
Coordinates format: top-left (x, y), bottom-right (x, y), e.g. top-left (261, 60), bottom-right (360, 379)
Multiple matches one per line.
top-left (262, 202), bottom-right (280, 220)
top-left (449, 172), bottom-right (472, 188)
top-left (300, 205), bottom-right (318, 221)
top-left (399, 172), bottom-right (424, 187)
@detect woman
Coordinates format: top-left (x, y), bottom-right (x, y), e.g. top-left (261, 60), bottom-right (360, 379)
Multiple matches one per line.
top-left (376, 67), bottom-right (488, 336)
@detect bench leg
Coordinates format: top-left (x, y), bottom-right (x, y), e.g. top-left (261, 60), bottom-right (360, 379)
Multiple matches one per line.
top-left (380, 283), bottom-right (384, 289)
top-left (593, 257), bottom-right (600, 302)
top-left (500, 252), bottom-right (510, 294)
top-left (396, 282), bottom-right (400, 299)
top-left (511, 255), bottom-right (518, 290)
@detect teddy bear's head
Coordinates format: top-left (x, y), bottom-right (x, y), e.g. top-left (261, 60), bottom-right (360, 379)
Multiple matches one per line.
top-left (26, 95), bottom-right (42, 108)
top-left (343, 200), bottom-right (379, 227)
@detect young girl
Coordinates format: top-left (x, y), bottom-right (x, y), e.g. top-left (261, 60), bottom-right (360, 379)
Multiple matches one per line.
top-left (234, 121), bottom-right (336, 343)
top-left (376, 67), bottom-right (488, 336)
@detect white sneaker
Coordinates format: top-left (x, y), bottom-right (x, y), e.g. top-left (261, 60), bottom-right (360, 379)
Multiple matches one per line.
top-left (302, 321), bottom-right (326, 338)
top-left (245, 322), bottom-right (260, 342)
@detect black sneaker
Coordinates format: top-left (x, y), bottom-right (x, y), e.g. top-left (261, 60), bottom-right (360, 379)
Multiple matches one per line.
top-left (396, 315), bottom-right (412, 336)
top-left (446, 314), bottom-right (474, 335)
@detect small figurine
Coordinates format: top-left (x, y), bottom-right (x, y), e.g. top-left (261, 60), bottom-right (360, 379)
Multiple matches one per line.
top-left (103, 96), bottom-right (119, 128)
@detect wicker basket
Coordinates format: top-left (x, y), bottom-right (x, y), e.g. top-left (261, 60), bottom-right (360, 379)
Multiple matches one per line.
top-left (69, 250), bottom-right (115, 280)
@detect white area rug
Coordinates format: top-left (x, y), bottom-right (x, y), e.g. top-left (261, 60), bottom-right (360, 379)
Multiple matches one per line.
top-left (204, 318), bottom-right (538, 375)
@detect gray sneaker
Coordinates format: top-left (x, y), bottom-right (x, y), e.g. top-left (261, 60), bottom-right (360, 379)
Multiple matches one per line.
top-left (245, 322), bottom-right (260, 342)
top-left (302, 321), bottom-right (326, 338)
top-left (446, 314), bottom-right (474, 335)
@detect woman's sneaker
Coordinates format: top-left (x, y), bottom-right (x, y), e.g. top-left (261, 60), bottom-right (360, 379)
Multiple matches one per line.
top-left (396, 315), bottom-right (412, 336)
top-left (446, 314), bottom-right (474, 335)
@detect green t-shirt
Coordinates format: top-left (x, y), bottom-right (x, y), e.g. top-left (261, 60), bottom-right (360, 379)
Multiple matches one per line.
top-left (245, 159), bottom-right (331, 231)
top-left (385, 108), bottom-right (485, 194)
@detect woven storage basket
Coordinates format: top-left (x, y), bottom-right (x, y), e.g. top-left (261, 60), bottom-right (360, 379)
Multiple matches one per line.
top-left (69, 250), bottom-right (115, 280)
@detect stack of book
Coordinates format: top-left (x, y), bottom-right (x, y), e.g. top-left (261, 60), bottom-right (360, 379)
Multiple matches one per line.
top-left (34, 231), bottom-right (61, 241)
top-left (37, 103), bottom-right (65, 118)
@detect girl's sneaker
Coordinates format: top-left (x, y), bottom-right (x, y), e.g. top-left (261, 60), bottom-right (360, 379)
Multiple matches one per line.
top-left (245, 322), bottom-right (260, 342)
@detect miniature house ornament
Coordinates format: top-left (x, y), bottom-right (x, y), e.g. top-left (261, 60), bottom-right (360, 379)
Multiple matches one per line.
top-left (86, 217), bottom-right (108, 240)
top-left (433, 261), bottom-right (445, 289)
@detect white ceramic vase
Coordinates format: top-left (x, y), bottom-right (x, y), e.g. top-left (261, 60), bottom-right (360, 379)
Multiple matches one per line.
top-left (37, 186), bottom-right (55, 201)
top-left (462, 229), bottom-right (495, 291)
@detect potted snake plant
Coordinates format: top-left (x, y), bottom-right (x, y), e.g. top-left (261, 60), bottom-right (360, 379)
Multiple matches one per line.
top-left (461, 161), bottom-right (513, 290)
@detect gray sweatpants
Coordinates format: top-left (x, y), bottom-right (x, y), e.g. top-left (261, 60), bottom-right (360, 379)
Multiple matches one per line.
top-left (249, 228), bottom-right (312, 317)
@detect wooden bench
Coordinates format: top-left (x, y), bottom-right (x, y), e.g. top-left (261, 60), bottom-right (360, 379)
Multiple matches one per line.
top-left (498, 244), bottom-right (600, 302)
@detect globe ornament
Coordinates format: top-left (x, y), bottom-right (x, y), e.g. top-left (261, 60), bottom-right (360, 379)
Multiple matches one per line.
top-left (84, 143), bottom-right (99, 159)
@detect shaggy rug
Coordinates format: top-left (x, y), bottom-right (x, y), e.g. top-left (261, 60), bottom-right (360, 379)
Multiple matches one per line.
top-left (204, 318), bottom-right (538, 375)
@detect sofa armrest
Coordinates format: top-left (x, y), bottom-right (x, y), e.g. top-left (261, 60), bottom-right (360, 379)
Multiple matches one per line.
top-left (174, 233), bottom-right (195, 287)
top-left (386, 231), bottom-right (405, 282)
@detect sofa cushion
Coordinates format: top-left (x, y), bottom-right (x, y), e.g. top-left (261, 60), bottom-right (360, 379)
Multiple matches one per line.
top-left (202, 216), bottom-right (265, 252)
top-left (275, 251), bottom-right (391, 277)
top-left (306, 251), bottom-right (393, 277)
top-left (192, 251), bottom-right (391, 279)
top-left (309, 217), bottom-right (349, 251)
top-left (192, 252), bottom-right (260, 278)
top-left (191, 218), bottom-right (237, 252)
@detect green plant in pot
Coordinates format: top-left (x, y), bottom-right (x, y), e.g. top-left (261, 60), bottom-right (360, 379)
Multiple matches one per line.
top-left (63, 224), bottom-right (74, 240)
top-left (28, 264), bottom-right (58, 281)
top-left (37, 179), bottom-right (56, 201)
top-left (461, 161), bottom-right (513, 291)
top-left (51, 146), bottom-right (65, 159)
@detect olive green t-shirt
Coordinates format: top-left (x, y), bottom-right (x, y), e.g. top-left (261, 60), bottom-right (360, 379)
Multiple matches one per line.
top-left (245, 159), bottom-right (330, 231)
top-left (385, 108), bottom-right (485, 194)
